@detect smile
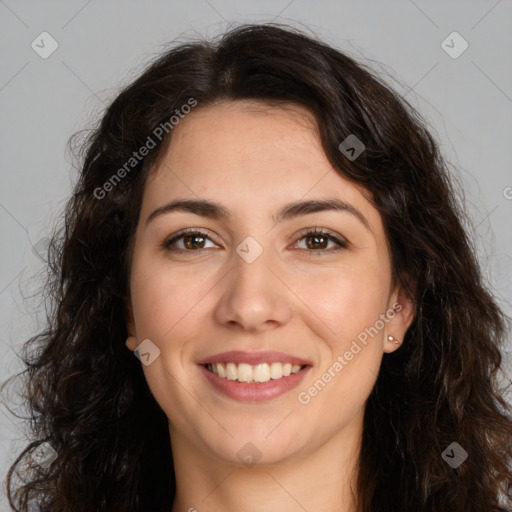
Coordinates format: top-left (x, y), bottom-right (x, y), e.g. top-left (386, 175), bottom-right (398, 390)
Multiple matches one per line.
top-left (204, 362), bottom-right (305, 383)
top-left (198, 350), bottom-right (312, 401)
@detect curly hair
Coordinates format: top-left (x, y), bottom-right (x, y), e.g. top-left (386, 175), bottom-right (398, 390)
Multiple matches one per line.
top-left (3, 23), bottom-right (511, 512)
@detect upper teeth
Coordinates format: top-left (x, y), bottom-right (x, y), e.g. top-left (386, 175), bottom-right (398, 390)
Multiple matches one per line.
top-left (207, 362), bottom-right (303, 383)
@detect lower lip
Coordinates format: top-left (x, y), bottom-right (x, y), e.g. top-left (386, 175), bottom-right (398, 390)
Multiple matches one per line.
top-left (199, 365), bottom-right (312, 402)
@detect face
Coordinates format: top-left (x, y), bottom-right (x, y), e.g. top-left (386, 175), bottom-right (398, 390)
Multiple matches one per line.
top-left (126, 100), bottom-right (414, 467)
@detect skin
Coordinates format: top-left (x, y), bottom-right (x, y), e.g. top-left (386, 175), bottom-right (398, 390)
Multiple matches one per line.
top-left (125, 100), bottom-right (414, 512)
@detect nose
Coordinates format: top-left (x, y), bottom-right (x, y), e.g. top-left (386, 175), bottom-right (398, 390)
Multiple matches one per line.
top-left (213, 245), bottom-right (293, 332)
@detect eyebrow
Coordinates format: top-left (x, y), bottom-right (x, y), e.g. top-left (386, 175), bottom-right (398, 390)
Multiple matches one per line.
top-left (146, 198), bottom-right (371, 231)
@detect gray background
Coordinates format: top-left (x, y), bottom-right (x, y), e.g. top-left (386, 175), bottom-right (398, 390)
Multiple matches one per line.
top-left (1, 0), bottom-right (511, 507)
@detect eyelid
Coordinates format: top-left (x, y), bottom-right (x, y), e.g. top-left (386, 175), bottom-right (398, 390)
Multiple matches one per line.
top-left (163, 227), bottom-right (349, 253)
top-left (292, 227), bottom-right (349, 252)
top-left (163, 227), bottom-right (221, 249)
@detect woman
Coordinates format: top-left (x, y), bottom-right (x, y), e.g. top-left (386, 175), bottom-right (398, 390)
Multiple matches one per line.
top-left (3, 23), bottom-right (511, 512)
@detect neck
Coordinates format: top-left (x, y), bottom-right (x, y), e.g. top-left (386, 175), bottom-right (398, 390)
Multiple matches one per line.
top-left (169, 415), bottom-right (363, 512)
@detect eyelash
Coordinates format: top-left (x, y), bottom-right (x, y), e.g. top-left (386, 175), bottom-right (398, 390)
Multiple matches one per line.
top-left (162, 227), bottom-right (349, 255)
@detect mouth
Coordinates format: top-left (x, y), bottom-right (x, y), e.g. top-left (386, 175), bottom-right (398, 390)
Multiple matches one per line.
top-left (203, 361), bottom-right (308, 383)
top-left (197, 351), bottom-right (312, 402)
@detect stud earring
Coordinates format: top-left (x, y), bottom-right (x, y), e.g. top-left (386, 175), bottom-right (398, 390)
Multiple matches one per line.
top-left (387, 335), bottom-right (400, 345)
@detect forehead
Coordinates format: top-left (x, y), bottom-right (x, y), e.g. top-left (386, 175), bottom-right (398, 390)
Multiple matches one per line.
top-left (143, 100), bottom-right (380, 230)
top-left (152, 100), bottom-right (322, 182)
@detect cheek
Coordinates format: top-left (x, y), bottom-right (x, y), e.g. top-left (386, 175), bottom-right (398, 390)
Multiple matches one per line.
top-left (129, 259), bottom-right (207, 417)
top-left (297, 263), bottom-right (390, 345)
top-left (297, 269), bottom-right (388, 416)
top-left (129, 255), bottom-right (205, 340)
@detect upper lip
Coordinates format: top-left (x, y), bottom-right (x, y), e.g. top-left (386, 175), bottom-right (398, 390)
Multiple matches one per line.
top-left (197, 350), bottom-right (312, 366)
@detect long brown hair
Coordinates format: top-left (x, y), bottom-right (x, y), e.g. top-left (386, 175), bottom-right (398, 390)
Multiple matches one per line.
top-left (3, 23), bottom-right (511, 512)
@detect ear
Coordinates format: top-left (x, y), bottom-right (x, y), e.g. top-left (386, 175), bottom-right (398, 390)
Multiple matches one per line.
top-left (124, 298), bottom-right (138, 352)
top-left (383, 284), bottom-right (415, 354)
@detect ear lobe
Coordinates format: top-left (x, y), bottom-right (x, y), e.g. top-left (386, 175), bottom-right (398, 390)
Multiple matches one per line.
top-left (125, 335), bottom-right (138, 351)
top-left (383, 286), bottom-right (415, 353)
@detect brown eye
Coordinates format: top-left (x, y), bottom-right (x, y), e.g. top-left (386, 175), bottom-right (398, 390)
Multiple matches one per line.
top-left (182, 233), bottom-right (207, 250)
top-left (163, 230), bottom-right (217, 252)
top-left (305, 233), bottom-right (329, 250)
top-left (295, 229), bottom-right (348, 253)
